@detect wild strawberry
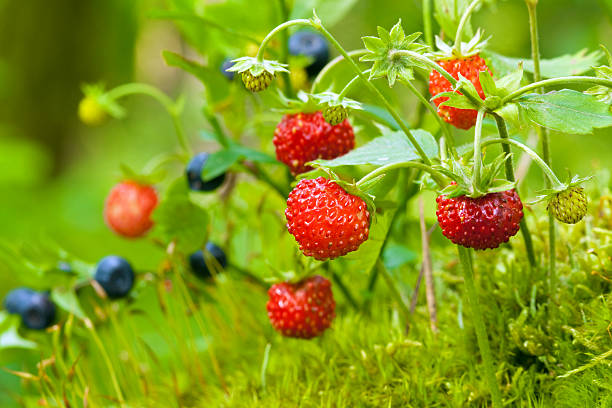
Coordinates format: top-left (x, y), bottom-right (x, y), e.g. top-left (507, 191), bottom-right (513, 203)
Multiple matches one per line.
top-left (436, 189), bottom-right (523, 250)
top-left (429, 55), bottom-right (491, 130)
top-left (285, 177), bottom-right (370, 260)
top-left (273, 112), bottom-right (354, 175)
top-left (266, 275), bottom-right (335, 339)
top-left (547, 187), bottom-right (588, 224)
top-left (104, 181), bottom-right (158, 238)
top-left (242, 71), bottom-right (274, 92)
top-left (78, 95), bottom-right (107, 126)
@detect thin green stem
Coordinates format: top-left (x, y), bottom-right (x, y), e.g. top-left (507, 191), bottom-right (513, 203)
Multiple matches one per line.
top-left (492, 114), bottom-right (536, 267)
top-left (501, 76), bottom-right (612, 104)
top-left (454, 0), bottom-right (482, 51)
top-left (356, 161), bottom-right (446, 188)
top-left (260, 343), bottom-right (272, 391)
top-left (314, 24), bottom-right (433, 165)
top-left (84, 319), bottom-right (125, 404)
top-left (277, 0), bottom-right (293, 98)
top-left (376, 259), bottom-right (411, 324)
top-left (337, 74), bottom-right (363, 100)
top-left (472, 109), bottom-right (486, 188)
top-left (457, 246), bottom-right (503, 408)
top-left (256, 19), bottom-right (311, 62)
top-left (402, 80), bottom-right (456, 154)
top-left (105, 83), bottom-right (191, 155)
top-left (480, 138), bottom-right (563, 187)
top-left (331, 270), bottom-right (359, 310)
top-left (311, 49), bottom-right (368, 92)
top-left (423, 0), bottom-right (434, 47)
top-left (203, 106), bottom-right (231, 148)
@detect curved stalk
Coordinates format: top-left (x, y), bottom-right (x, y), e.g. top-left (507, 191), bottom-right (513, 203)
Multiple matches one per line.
top-left (472, 109), bottom-right (486, 189)
top-left (277, 0), bottom-right (293, 98)
top-left (492, 114), bottom-right (536, 267)
top-left (105, 83), bottom-right (191, 155)
top-left (423, 0), bottom-right (434, 47)
top-left (480, 138), bottom-right (563, 187)
top-left (337, 71), bottom-right (369, 100)
top-left (256, 19), bottom-right (311, 62)
top-left (314, 24), bottom-right (434, 165)
top-left (454, 0), bottom-right (482, 51)
top-left (457, 246), bottom-right (503, 408)
top-left (356, 161), bottom-right (446, 188)
top-left (501, 76), bottom-right (612, 104)
top-left (402, 80), bottom-right (456, 154)
top-left (311, 49), bottom-right (368, 92)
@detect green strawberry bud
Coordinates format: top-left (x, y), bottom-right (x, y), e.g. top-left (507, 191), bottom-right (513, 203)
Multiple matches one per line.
top-left (241, 71), bottom-right (274, 92)
top-left (322, 105), bottom-right (348, 126)
top-left (547, 186), bottom-right (588, 224)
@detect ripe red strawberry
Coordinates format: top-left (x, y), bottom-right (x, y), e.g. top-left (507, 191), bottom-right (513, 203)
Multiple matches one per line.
top-left (436, 189), bottom-right (523, 250)
top-left (429, 55), bottom-right (491, 130)
top-left (104, 181), bottom-right (158, 238)
top-left (266, 275), bottom-right (335, 339)
top-left (285, 177), bottom-right (370, 260)
top-left (273, 111), bottom-right (354, 175)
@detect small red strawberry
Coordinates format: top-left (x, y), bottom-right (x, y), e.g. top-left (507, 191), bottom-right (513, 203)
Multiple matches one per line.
top-left (286, 177), bottom-right (370, 260)
top-left (266, 275), bottom-right (335, 339)
top-left (104, 181), bottom-right (158, 238)
top-left (436, 188), bottom-right (523, 250)
top-left (429, 55), bottom-right (491, 130)
top-left (273, 111), bottom-right (354, 175)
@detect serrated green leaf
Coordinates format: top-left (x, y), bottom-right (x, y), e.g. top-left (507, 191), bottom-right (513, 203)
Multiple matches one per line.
top-left (51, 288), bottom-right (86, 320)
top-left (479, 70), bottom-right (498, 96)
top-left (483, 49), bottom-right (603, 79)
top-left (437, 92), bottom-right (478, 110)
top-left (517, 90), bottom-right (612, 134)
top-left (362, 36), bottom-right (386, 53)
top-left (153, 178), bottom-right (209, 254)
top-left (312, 129), bottom-right (438, 168)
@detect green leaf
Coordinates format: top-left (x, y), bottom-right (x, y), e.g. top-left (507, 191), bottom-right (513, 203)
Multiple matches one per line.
top-left (311, 129), bottom-right (438, 168)
top-left (517, 90), bottom-right (612, 134)
top-left (153, 178), bottom-right (209, 254)
top-left (0, 312), bottom-right (37, 350)
top-left (51, 288), bottom-right (86, 320)
top-left (359, 104), bottom-right (400, 130)
top-left (383, 243), bottom-right (417, 270)
top-left (290, 0), bottom-right (359, 27)
top-left (201, 146), bottom-right (278, 182)
top-left (483, 49), bottom-right (603, 79)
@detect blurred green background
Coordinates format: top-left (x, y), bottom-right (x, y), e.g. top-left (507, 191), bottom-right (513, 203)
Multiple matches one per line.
top-left (0, 0), bottom-right (611, 295)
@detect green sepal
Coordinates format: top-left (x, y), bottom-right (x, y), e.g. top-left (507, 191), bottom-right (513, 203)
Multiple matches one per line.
top-left (431, 29), bottom-right (489, 60)
top-left (273, 90), bottom-right (362, 115)
top-left (227, 56), bottom-right (289, 77)
top-left (585, 45), bottom-right (612, 104)
top-left (81, 83), bottom-right (126, 119)
top-left (435, 73), bottom-right (483, 110)
top-left (360, 20), bottom-right (429, 87)
top-left (119, 163), bottom-right (165, 185)
top-left (530, 174), bottom-right (593, 205)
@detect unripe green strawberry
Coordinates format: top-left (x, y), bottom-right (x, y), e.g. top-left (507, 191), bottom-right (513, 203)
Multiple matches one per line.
top-left (241, 71), bottom-right (274, 92)
top-left (547, 187), bottom-right (588, 224)
top-left (322, 105), bottom-right (348, 126)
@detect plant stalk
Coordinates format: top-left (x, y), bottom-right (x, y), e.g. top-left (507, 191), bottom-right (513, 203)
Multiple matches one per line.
top-left (454, 0), bottom-right (482, 51)
top-left (277, 0), bottom-right (294, 98)
top-left (423, 0), bottom-right (434, 47)
top-left (501, 76), bottom-right (612, 103)
top-left (376, 259), bottom-right (411, 325)
top-left (311, 49), bottom-right (368, 92)
top-left (472, 109), bottom-right (486, 189)
top-left (457, 246), bottom-right (503, 408)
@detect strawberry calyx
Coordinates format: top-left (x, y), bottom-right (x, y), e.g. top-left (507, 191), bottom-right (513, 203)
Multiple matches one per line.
top-left (431, 29), bottom-right (489, 61)
top-left (530, 175), bottom-right (592, 205)
top-left (274, 90), bottom-right (361, 116)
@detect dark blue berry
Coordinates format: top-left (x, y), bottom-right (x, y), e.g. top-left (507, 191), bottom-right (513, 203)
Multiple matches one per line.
top-left (94, 256), bottom-right (135, 299)
top-left (288, 31), bottom-right (330, 77)
top-left (4, 288), bottom-right (56, 330)
top-left (185, 153), bottom-right (226, 192)
top-left (221, 58), bottom-right (235, 81)
top-left (189, 242), bottom-right (227, 279)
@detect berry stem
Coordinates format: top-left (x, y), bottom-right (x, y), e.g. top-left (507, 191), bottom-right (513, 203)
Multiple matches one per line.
top-left (402, 80), bottom-right (457, 156)
top-left (105, 83), bottom-right (192, 156)
top-left (453, 0), bottom-right (482, 52)
top-left (260, 343), bottom-right (272, 391)
top-left (500, 76), bottom-right (612, 104)
top-left (388, 50), bottom-right (485, 109)
top-left (376, 259), bottom-right (412, 325)
top-left (310, 49), bottom-right (368, 93)
top-left (456, 246), bottom-right (503, 408)
top-left (256, 19), bottom-right (312, 62)
top-left (356, 161), bottom-right (446, 188)
top-left (330, 270), bottom-right (360, 311)
top-left (422, 0), bottom-right (434, 48)
top-left (480, 138), bottom-right (563, 187)
top-left (313, 23), bottom-right (435, 165)
top-left (276, 0), bottom-right (294, 98)
top-left (471, 109), bottom-right (486, 191)
top-left (525, 0), bottom-right (556, 283)
top-left (492, 114), bottom-right (537, 267)
top-left (337, 72), bottom-right (368, 100)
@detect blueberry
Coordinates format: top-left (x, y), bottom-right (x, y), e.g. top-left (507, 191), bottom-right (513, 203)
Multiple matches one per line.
top-left (189, 242), bottom-right (227, 279)
top-left (221, 58), bottom-right (235, 81)
top-left (185, 153), bottom-right (226, 192)
top-left (288, 31), bottom-right (330, 77)
top-left (94, 256), bottom-right (135, 299)
top-left (4, 288), bottom-right (56, 330)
